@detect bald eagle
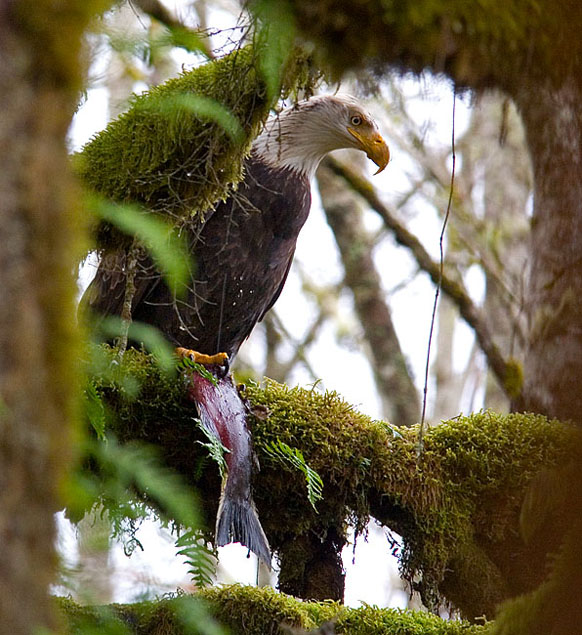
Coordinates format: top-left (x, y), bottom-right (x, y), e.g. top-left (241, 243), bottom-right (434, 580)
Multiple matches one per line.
top-left (85, 94), bottom-right (389, 564)
top-left (86, 95), bottom-right (388, 361)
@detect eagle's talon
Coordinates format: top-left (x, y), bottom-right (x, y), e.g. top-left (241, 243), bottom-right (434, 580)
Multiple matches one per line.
top-left (176, 347), bottom-right (229, 369)
top-left (218, 356), bottom-right (230, 378)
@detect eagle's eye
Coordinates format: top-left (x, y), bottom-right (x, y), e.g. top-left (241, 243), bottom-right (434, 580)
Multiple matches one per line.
top-left (350, 114), bottom-right (363, 126)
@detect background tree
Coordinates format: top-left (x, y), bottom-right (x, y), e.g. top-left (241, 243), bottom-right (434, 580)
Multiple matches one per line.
top-left (276, 0), bottom-right (582, 425)
top-left (0, 1), bottom-right (110, 632)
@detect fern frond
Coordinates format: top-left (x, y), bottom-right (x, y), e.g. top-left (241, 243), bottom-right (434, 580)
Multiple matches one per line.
top-left (264, 440), bottom-right (323, 511)
top-left (194, 418), bottom-right (229, 480)
top-left (84, 383), bottom-right (107, 441)
top-left (178, 356), bottom-right (219, 386)
top-left (175, 529), bottom-right (216, 588)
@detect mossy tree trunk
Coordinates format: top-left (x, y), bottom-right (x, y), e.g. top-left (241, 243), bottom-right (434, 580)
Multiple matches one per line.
top-left (0, 1), bottom-right (107, 632)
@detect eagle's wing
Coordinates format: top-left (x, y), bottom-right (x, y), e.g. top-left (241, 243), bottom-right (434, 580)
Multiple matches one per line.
top-left (258, 248), bottom-right (295, 323)
top-left (82, 249), bottom-right (163, 321)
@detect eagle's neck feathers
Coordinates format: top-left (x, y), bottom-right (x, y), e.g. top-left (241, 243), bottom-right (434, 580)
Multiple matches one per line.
top-left (252, 97), bottom-right (362, 180)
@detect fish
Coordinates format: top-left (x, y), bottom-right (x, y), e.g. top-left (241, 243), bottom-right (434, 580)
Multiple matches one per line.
top-left (185, 365), bottom-right (271, 566)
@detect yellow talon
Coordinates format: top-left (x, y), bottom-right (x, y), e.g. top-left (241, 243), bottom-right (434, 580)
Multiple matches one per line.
top-left (176, 347), bottom-right (229, 367)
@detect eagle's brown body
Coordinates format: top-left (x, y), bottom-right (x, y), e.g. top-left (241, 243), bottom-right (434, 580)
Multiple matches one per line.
top-left (87, 156), bottom-right (310, 358)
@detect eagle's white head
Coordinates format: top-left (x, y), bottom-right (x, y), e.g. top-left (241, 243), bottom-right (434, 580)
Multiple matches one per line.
top-left (253, 94), bottom-right (390, 179)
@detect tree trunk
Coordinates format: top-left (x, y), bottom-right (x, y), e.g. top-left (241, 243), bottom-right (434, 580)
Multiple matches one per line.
top-left (277, 525), bottom-right (346, 602)
top-left (0, 2), bottom-right (100, 632)
top-left (465, 94), bottom-right (530, 412)
top-left (514, 79), bottom-right (582, 424)
top-left (432, 296), bottom-right (464, 421)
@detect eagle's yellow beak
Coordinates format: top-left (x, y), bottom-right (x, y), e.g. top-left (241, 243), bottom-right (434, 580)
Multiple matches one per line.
top-left (348, 127), bottom-right (390, 174)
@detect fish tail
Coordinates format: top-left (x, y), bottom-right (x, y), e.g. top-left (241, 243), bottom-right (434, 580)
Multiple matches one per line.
top-left (216, 493), bottom-right (271, 567)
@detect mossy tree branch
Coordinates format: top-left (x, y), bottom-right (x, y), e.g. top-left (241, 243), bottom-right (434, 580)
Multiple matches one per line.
top-left (273, 0), bottom-right (582, 91)
top-left (75, 43), bottom-right (315, 250)
top-left (85, 346), bottom-right (571, 619)
top-left (56, 586), bottom-right (487, 635)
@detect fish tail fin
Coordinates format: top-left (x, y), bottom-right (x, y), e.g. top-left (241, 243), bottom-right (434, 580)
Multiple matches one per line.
top-left (216, 494), bottom-right (271, 567)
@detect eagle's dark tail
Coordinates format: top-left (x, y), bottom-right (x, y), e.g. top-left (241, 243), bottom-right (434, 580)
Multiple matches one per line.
top-left (216, 492), bottom-right (271, 566)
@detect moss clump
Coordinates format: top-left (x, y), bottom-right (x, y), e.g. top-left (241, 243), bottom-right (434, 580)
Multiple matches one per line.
top-left (244, 379), bottom-right (399, 539)
top-left (244, 380), bottom-right (572, 616)
top-left (75, 43), bottom-right (313, 248)
top-left (334, 603), bottom-right (486, 635)
top-left (84, 347), bottom-right (573, 618)
top-left (202, 585), bottom-right (322, 632)
top-left (265, 0), bottom-right (582, 92)
top-left (503, 358), bottom-right (523, 399)
top-left (56, 586), bottom-right (488, 634)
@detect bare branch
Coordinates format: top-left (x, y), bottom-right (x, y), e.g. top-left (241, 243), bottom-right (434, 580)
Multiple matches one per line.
top-left (129, 0), bottom-right (214, 57)
top-left (326, 156), bottom-right (514, 399)
top-left (130, 0), bottom-right (185, 30)
top-left (116, 242), bottom-right (139, 357)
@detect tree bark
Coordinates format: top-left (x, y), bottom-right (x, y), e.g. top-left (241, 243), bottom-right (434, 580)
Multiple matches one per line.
top-left (432, 296), bottom-right (464, 421)
top-left (277, 526), bottom-right (346, 602)
top-left (0, 2), bottom-right (101, 632)
top-left (513, 79), bottom-right (582, 424)
top-left (457, 94), bottom-right (531, 412)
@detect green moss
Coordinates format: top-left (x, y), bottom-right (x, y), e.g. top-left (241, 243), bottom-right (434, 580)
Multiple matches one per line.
top-left (84, 347), bottom-right (573, 618)
top-left (264, 0), bottom-right (582, 92)
top-left (202, 585), bottom-right (321, 632)
top-left (56, 586), bottom-right (488, 634)
top-left (503, 358), bottom-right (523, 399)
top-left (334, 603), bottom-right (487, 635)
top-left (244, 379), bottom-right (401, 537)
top-left (76, 44), bottom-right (313, 248)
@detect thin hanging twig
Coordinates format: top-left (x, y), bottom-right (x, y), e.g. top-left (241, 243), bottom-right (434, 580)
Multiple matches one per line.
top-left (116, 240), bottom-right (139, 357)
top-left (417, 87), bottom-right (457, 459)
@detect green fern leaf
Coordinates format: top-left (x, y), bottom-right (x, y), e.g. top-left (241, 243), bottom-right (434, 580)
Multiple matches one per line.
top-left (194, 419), bottom-right (229, 479)
top-left (264, 440), bottom-right (323, 511)
top-left (84, 383), bottom-right (107, 441)
top-left (175, 529), bottom-right (216, 588)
